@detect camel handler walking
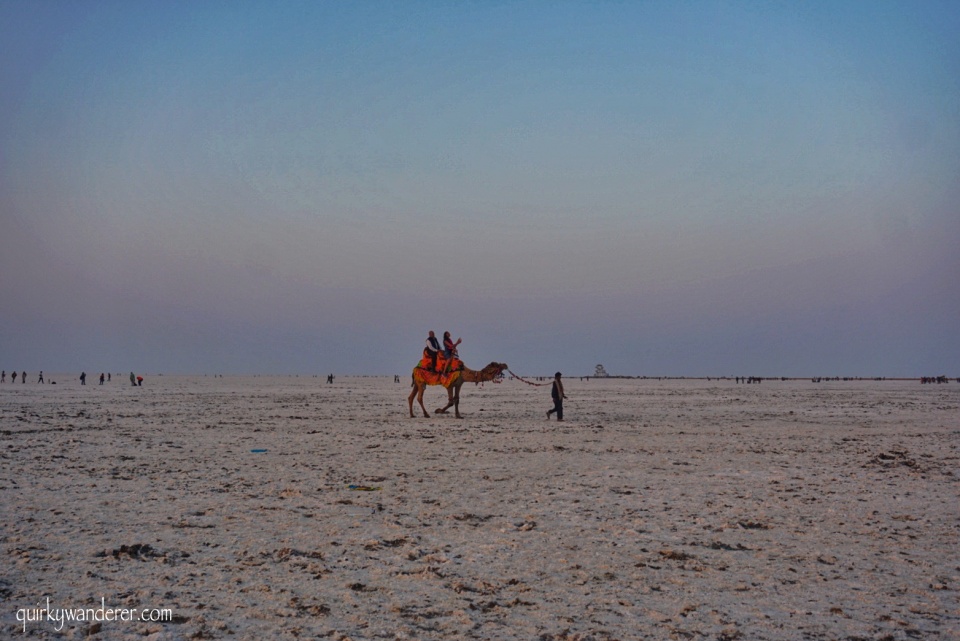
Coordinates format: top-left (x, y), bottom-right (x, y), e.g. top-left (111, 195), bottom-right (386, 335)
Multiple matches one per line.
top-left (546, 372), bottom-right (567, 421)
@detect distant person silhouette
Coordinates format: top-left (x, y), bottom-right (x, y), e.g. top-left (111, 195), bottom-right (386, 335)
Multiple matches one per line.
top-left (11, 371), bottom-right (17, 383)
top-left (37, 371), bottom-right (44, 384)
top-left (80, 372), bottom-right (86, 385)
top-left (130, 372), bottom-right (136, 387)
top-left (99, 373), bottom-right (105, 385)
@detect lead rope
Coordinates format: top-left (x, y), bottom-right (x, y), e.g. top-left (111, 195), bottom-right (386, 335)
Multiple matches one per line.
top-left (507, 370), bottom-right (553, 386)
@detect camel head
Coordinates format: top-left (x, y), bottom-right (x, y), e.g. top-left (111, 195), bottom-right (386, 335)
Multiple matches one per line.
top-left (481, 362), bottom-right (508, 380)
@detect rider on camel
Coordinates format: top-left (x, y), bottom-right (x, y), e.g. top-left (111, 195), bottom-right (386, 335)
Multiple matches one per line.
top-left (443, 331), bottom-right (461, 358)
top-left (442, 331), bottom-right (462, 374)
top-left (424, 331), bottom-right (442, 373)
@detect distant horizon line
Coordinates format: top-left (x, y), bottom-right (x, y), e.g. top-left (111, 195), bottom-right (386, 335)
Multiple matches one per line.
top-left (3, 372), bottom-right (955, 382)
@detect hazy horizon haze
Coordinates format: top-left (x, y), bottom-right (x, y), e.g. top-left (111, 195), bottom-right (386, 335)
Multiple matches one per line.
top-left (2, 1), bottom-right (958, 377)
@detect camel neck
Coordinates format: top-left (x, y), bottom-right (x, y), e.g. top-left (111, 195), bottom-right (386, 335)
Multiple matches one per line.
top-left (463, 366), bottom-right (501, 384)
top-left (461, 368), bottom-right (487, 383)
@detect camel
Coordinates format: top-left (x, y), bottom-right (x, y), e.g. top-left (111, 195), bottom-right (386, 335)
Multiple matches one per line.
top-left (408, 361), bottom-right (508, 419)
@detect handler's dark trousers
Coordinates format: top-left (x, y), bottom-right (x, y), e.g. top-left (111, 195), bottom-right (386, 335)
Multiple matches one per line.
top-left (547, 398), bottom-right (563, 420)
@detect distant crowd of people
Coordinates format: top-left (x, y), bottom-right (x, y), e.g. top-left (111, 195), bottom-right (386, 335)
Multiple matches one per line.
top-left (1, 371), bottom-right (143, 386)
top-left (1, 370), bottom-right (32, 384)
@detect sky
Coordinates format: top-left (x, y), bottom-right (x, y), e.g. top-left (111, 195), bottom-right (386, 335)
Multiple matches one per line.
top-left (1, 1), bottom-right (958, 377)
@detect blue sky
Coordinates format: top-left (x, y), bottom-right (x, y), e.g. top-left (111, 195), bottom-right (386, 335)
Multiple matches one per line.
top-left (2, 1), bottom-right (958, 376)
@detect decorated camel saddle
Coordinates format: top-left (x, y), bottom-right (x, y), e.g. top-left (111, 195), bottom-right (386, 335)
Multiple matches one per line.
top-left (417, 350), bottom-right (464, 388)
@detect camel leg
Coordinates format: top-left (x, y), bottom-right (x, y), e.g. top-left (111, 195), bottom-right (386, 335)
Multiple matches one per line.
top-left (435, 384), bottom-right (464, 418)
top-left (435, 386), bottom-right (456, 415)
top-left (408, 382), bottom-right (429, 418)
top-left (453, 384), bottom-right (463, 419)
top-left (417, 384), bottom-right (430, 418)
top-left (416, 385), bottom-right (429, 418)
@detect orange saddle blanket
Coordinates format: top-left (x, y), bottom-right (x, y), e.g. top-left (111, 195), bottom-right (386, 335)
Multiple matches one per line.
top-left (418, 351), bottom-right (463, 387)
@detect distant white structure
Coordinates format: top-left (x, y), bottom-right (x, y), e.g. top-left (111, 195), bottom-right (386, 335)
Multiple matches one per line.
top-left (594, 364), bottom-right (609, 378)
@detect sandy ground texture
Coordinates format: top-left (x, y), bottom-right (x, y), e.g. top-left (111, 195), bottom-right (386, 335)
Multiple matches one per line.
top-left (1, 374), bottom-right (958, 640)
